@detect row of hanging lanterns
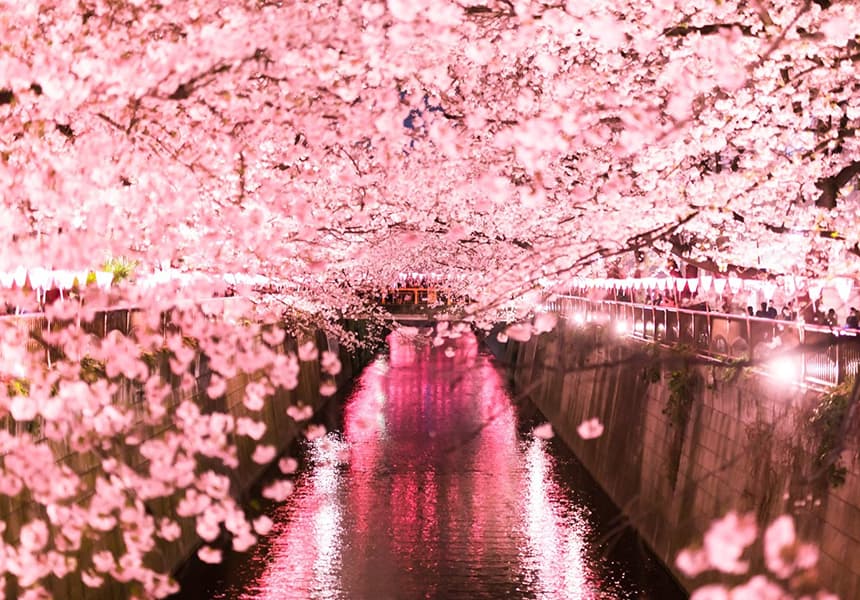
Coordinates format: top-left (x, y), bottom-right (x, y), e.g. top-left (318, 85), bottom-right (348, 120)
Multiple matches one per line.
top-left (568, 274), bottom-right (856, 303)
top-left (0, 268), bottom-right (114, 291)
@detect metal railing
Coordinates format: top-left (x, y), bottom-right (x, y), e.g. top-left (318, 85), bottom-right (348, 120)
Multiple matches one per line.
top-left (545, 295), bottom-right (860, 387)
top-left (0, 296), bottom-right (251, 365)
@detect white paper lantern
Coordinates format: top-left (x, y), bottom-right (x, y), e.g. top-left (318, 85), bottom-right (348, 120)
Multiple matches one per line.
top-left (55, 270), bottom-right (76, 289)
top-left (748, 289), bottom-right (759, 308)
top-left (808, 282), bottom-right (824, 302)
top-left (27, 268), bottom-right (51, 291)
top-left (762, 281), bottom-right (777, 301)
top-left (834, 277), bottom-right (854, 303)
top-left (94, 271), bottom-right (113, 290)
top-left (13, 267), bottom-right (27, 287)
top-left (728, 276), bottom-right (742, 294)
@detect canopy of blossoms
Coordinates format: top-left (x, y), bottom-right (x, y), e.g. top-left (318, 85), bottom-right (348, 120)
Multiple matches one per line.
top-left (0, 0), bottom-right (857, 596)
top-left (2, 0), bottom-right (858, 309)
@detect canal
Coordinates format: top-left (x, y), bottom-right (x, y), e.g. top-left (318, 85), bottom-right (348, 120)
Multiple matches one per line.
top-left (174, 329), bottom-right (686, 599)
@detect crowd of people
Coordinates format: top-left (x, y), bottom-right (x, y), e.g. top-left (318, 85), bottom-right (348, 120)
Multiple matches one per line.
top-left (607, 259), bottom-right (860, 330)
top-left (630, 290), bottom-right (860, 331)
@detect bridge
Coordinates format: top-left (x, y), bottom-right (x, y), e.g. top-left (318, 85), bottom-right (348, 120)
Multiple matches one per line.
top-left (379, 287), bottom-right (468, 327)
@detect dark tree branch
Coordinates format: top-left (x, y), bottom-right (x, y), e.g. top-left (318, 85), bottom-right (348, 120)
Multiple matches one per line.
top-left (815, 160), bottom-right (860, 208)
top-left (663, 22), bottom-right (754, 37)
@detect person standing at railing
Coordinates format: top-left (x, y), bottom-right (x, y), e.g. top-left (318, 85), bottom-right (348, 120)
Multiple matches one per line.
top-left (847, 308), bottom-right (859, 330)
top-left (766, 303), bottom-right (778, 319)
top-left (826, 308), bottom-right (838, 327)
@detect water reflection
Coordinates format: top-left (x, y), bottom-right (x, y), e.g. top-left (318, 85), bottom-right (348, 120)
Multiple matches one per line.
top-left (179, 330), bottom-right (684, 599)
top-left (246, 437), bottom-right (345, 599)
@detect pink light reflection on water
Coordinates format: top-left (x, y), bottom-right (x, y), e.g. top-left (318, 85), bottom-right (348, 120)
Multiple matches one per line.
top-left (240, 330), bottom-right (601, 599)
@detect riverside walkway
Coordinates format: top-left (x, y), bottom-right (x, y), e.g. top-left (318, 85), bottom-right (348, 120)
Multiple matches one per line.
top-left (546, 295), bottom-right (860, 388)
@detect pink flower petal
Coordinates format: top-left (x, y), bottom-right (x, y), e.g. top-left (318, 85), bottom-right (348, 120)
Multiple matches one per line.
top-left (576, 418), bottom-right (604, 440)
top-left (197, 546), bottom-right (222, 564)
top-left (532, 422), bottom-right (554, 440)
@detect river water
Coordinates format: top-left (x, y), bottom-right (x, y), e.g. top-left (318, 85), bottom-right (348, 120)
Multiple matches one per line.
top-left (174, 330), bottom-right (686, 599)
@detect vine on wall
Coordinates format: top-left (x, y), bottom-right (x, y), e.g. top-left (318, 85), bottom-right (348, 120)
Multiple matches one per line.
top-left (641, 343), bottom-right (662, 383)
top-left (664, 368), bottom-right (699, 429)
top-left (655, 348), bottom-right (701, 488)
top-left (806, 376), bottom-right (856, 488)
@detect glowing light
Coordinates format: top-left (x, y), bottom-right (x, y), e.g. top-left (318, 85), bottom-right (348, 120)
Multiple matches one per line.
top-left (573, 313), bottom-right (585, 325)
top-left (614, 321), bottom-right (628, 335)
top-left (769, 355), bottom-right (799, 381)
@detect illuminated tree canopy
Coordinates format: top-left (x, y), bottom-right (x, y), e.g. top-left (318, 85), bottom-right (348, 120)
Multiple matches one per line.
top-left (2, 0), bottom-right (858, 300)
top-left (0, 0), bottom-right (858, 596)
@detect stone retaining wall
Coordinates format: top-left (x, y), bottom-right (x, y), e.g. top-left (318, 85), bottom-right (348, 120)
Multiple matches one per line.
top-left (501, 320), bottom-right (860, 598)
top-left (0, 313), bottom-right (374, 598)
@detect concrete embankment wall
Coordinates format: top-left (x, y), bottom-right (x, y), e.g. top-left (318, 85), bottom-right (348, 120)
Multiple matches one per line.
top-left (0, 314), bottom-right (374, 599)
top-left (500, 319), bottom-right (860, 599)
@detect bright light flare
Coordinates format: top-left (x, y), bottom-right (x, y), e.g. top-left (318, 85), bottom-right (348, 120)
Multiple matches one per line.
top-left (769, 355), bottom-right (799, 382)
top-left (614, 321), bottom-right (628, 335)
top-left (573, 313), bottom-right (585, 325)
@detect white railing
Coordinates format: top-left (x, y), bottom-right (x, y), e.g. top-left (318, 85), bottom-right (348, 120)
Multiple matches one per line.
top-left (546, 295), bottom-right (860, 387)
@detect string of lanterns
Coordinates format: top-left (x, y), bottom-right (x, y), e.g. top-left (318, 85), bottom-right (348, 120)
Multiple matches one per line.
top-left (566, 274), bottom-right (856, 304)
top-left (0, 268), bottom-right (114, 292)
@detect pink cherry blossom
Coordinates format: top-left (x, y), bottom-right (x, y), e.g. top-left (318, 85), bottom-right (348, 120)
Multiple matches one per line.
top-left (157, 520), bottom-right (182, 543)
top-left (81, 570), bottom-right (104, 588)
top-left (691, 585), bottom-right (730, 600)
top-left (278, 457), bottom-right (299, 474)
top-left (206, 375), bottom-right (227, 399)
top-left (702, 512), bottom-right (757, 575)
top-left (243, 382), bottom-right (267, 411)
top-left (532, 423), bottom-right (555, 440)
top-left (576, 418), bottom-right (604, 440)
top-left (298, 341), bottom-right (319, 362)
top-left (321, 351), bottom-right (342, 376)
top-left (196, 514), bottom-right (221, 542)
top-left (677, 548), bottom-right (711, 578)
top-left (251, 445), bottom-right (277, 465)
top-left (304, 424), bottom-right (327, 441)
top-left (505, 323), bottom-right (533, 343)
top-left (20, 520), bottom-right (49, 552)
top-left (764, 515), bottom-right (819, 579)
top-left (262, 479), bottom-right (296, 502)
top-left (236, 418), bottom-right (267, 441)
top-left (287, 404), bottom-right (314, 422)
top-left (252, 515), bottom-right (274, 536)
top-left (197, 546), bottom-right (222, 564)
top-left (729, 575), bottom-right (785, 600)
top-left (533, 313), bottom-right (558, 334)
top-left (262, 326), bottom-right (285, 346)
top-left (232, 530), bottom-right (257, 553)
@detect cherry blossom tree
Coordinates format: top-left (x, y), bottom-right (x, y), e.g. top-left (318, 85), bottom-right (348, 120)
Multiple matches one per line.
top-left (0, 0), bottom-right (858, 595)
